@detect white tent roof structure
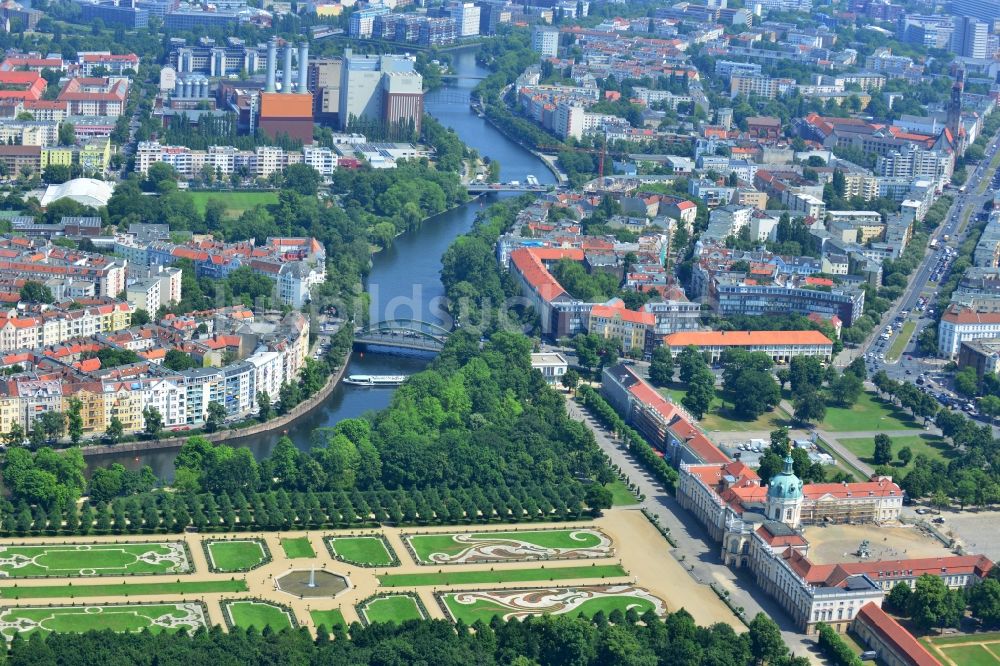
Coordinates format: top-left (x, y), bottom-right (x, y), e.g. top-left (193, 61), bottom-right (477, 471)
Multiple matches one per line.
top-left (39, 178), bottom-right (115, 209)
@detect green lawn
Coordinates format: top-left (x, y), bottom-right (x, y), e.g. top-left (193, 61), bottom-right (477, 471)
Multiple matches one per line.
top-left (886, 321), bottom-right (917, 362)
top-left (838, 434), bottom-right (956, 469)
top-left (206, 540), bottom-right (268, 572)
top-left (0, 542), bottom-right (190, 578)
top-left (225, 601), bottom-right (293, 632)
top-left (0, 603), bottom-right (208, 639)
top-left (187, 191), bottom-right (278, 217)
top-left (379, 564), bottom-right (626, 588)
top-left (441, 587), bottom-right (660, 624)
top-left (0, 579), bottom-right (246, 600)
top-left (940, 644), bottom-right (1000, 666)
top-left (280, 537), bottom-right (316, 559)
top-left (327, 536), bottom-right (395, 566)
top-left (407, 529), bottom-right (609, 564)
top-left (310, 609), bottom-right (347, 630)
top-left (662, 385), bottom-right (784, 432)
top-left (606, 478), bottom-right (640, 506)
top-left (927, 632), bottom-right (1000, 647)
top-left (360, 595), bottom-right (425, 624)
top-left (819, 391), bottom-right (921, 432)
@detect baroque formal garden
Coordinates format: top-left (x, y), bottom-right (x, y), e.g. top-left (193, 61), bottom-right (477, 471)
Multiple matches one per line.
top-left (0, 514), bottom-right (707, 641)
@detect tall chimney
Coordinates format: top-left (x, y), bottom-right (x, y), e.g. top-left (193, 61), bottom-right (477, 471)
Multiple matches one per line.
top-left (265, 38), bottom-right (276, 93)
top-left (297, 42), bottom-right (309, 92)
top-left (282, 45), bottom-right (293, 93)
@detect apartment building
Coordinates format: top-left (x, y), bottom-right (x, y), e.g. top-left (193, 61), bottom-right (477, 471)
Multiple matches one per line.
top-left (938, 304), bottom-right (1000, 357)
top-left (588, 301), bottom-right (655, 355)
top-left (57, 78), bottom-right (129, 117)
top-left (729, 75), bottom-right (794, 99)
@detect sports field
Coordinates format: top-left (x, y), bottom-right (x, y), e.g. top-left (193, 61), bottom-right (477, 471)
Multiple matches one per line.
top-left (379, 564), bottom-right (627, 588)
top-left (0, 542), bottom-right (190, 577)
top-left (310, 609), bottom-right (346, 630)
top-left (440, 585), bottom-right (665, 624)
top-left (406, 528), bottom-right (612, 564)
top-left (327, 536), bottom-right (396, 566)
top-left (0, 603), bottom-right (207, 639)
top-left (188, 191), bottom-right (278, 217)
top-left (280, 537), bottom-right (315, 559)
top-left (206, 539), bottom-right (269, 572)
top-left (359, 595), bottom-right (425, 624)
top-left (224, 601), bottom-right (294, 632)
top-left (924, 632), bottom-right (1000, 666)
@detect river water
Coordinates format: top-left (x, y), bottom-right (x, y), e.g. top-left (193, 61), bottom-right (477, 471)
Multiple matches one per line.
top-left (87, 48), bottom-right (554, 479)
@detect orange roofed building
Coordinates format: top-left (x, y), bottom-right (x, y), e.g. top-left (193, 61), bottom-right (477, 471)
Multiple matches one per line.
top-left (258, 92), bottom-right (314, 143)
top-left (662, 329), bottom-right (833, 363)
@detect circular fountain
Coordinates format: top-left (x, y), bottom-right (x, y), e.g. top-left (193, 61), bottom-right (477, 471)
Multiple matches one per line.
top-left (275, 568), bottom-right (350, 598)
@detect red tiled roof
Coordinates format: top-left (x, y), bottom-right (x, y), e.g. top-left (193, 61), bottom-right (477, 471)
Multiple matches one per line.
top-left (510, 247), bottom-right (585, 303)
top-left (802, 478), bottom-right (901, 500)
top-left (941, 304), bottom-right (1000, 325)
top-left (590, 302), bottom-right (655, 326)
top-left (855, 603), bottom-right (941, 666)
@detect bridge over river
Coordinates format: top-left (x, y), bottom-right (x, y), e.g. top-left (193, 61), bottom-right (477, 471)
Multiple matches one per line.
top-left (353, 319), bottom-right (452, 353)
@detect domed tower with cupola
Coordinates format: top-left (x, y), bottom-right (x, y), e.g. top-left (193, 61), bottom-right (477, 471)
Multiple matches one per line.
top-left (767, 453), bottom-right (803, 528)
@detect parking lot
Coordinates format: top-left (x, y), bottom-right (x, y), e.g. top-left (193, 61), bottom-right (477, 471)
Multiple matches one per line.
top-left (922, 508), bottom-right (1000, 561)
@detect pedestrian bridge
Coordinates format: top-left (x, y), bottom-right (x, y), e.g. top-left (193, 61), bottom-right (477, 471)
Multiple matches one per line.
top-left (353, 319), bottom-right (451, 353)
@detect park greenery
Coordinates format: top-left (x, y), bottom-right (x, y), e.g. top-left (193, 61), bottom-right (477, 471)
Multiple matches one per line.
top-left (884, 569), bottom-right (1000, 633)
top-left (868, 371), bottom-right (1000, 508)
top-left (0, 607), bottom-right (807, 666)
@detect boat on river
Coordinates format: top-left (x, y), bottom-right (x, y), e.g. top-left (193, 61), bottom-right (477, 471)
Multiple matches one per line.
top-left (344, 374), bottom-right (408, 387)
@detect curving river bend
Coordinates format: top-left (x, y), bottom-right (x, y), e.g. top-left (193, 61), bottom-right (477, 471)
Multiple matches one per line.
top-left (87, 47), bottom-right (554, 479)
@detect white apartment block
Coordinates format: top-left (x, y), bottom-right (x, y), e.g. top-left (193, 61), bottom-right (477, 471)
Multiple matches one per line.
top-left (875, 145), bottom-right (952, 182)
top-left (449, 2), bottom-right (480, 37)
top-left (532, 26), bottom-right (559, 57)
top-left (938, 305), bottom-right (1000, 357)
top-left (135, 142), bottom-right (337, 180)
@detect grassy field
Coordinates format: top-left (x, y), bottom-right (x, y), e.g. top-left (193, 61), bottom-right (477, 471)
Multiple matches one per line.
top-left (819, 392), bottom-right (921, 432)
top-left (838, 433), bottom-right (955, 469)
top-left (408, 529), bottom-right (608, 564)
top-left (606, 478), bottom-right (640, 506)
top-left (663, 385), bottom-right (784, 432)
top-left (206, 540), bottom-right (268, 572)
top-left (928, 632), bottom-right (1000, 647)
top-left (886, 321), bottom-right (917, 362)
top-left (939, 644), bottom-right (1000, 666)
top-left (310, 609), bottom-right (347, 630)
top-left (0, 579), bottom-right (246, 600)
top-left (360, 595), bottom-right (425, 624)
top-left (0, 542), bottom-right (190, 578)
top-left (188, 191), bottom-right (278, 217)
top-left (327, 536), bottom-right (395, 566)
top-left (379, 564), bottom-right (627, 588)
top-left (280, 537), bottom-right (316, 559)
top-left (0, 603), bottom-right (207, 639)
top-left (225, 601), bottom-right (293, 632)
top-left (441, 587), bottom-right (661, 624)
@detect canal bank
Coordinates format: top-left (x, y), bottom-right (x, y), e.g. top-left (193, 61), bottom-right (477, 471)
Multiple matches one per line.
top-left (88, 46), bottom-right (554, 480)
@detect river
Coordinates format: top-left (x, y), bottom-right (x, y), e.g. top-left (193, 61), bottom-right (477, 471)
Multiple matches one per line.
top-left (86, 47), bottom-right (554, 480)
